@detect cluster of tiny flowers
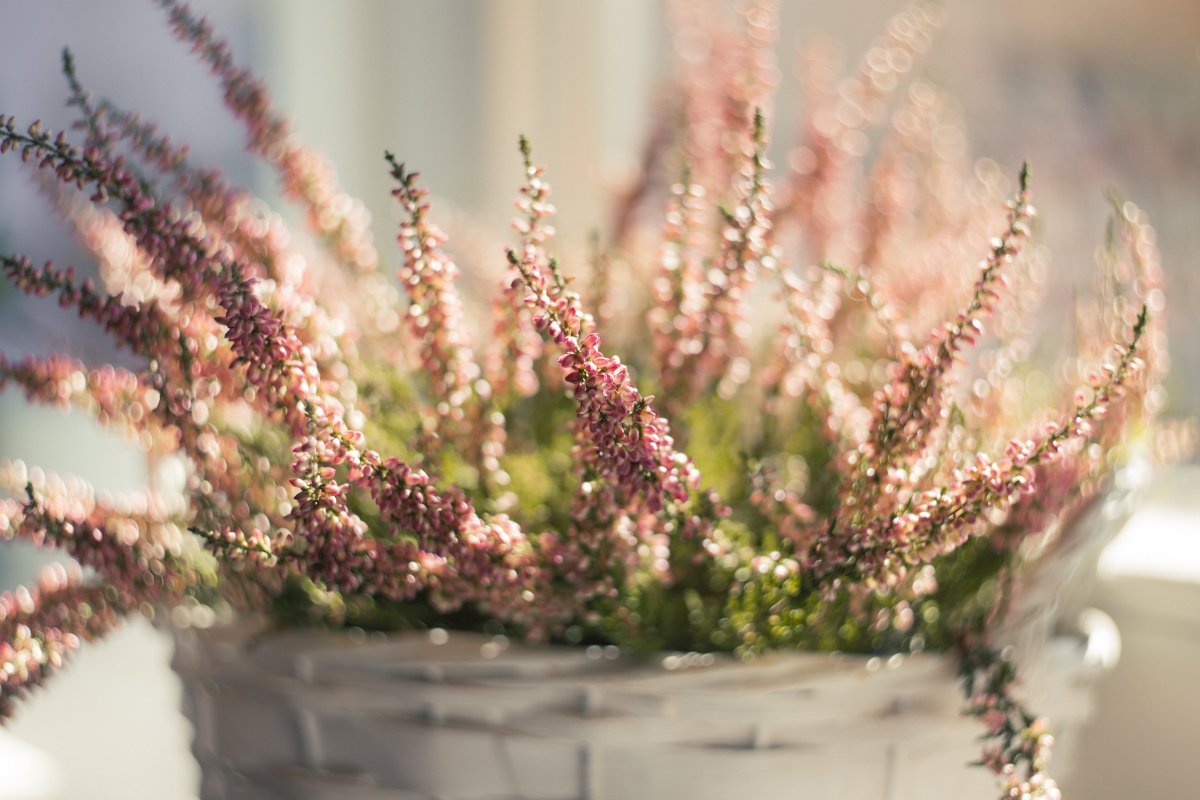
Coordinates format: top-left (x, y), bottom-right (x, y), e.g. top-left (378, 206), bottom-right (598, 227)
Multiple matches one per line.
top-left (157, 1), bottom-right (376, 275)
top-left (158, 0), bottom-right (412, 367)
top-left (648, 173), bottom-right (708, 403)
top-left (78, 98), bottom-right (351, 369)
top-left (390, 158), bottom-right (482, 423)
top-left (0, 355), bottom-right (162, 447)
top-left (961, 640), bottom-right (1062, 800)
top-left (515, 253), bottom-right (699, 514)
top-left (0, 5), bottom-right (1182, 796)
top-left (665, 109), bottom-right (775, 406)
top-left (0, 460), bottom-right (192, 603)
top-left (809, 168), bottom-right (1039, 586)
top-left (487, 137), bottom-right (552, 403)
top-left (387, 156), bottom-right (506, 483)
top-left (779, 2), bottom-right (943, 264)
top-left (0, 562), bottom-right (122, 719)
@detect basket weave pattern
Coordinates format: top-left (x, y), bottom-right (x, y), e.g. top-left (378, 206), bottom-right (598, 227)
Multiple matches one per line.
top-left (174, 620), bottom-right (1113, 800)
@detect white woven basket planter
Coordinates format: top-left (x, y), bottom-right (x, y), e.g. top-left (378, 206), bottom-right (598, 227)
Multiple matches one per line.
top-left (173, 611), bottom-right (1117, 800)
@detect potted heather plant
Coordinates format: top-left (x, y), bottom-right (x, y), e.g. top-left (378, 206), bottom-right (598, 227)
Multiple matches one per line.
top-left (0, 2), bottom-right (1185, 798)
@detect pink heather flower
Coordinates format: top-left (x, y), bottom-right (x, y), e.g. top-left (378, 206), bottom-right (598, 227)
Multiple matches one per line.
top-left (777, 2), bottom-right (942, 264)
top-left (1, 467), bottom-right (194, 603)
top-left (486, 136), bottom-right (553, 402)
top-left (663, 109), bottom-right (775, 406)
top-left (762, 266), bottom-right (869, 452)
top-left (0, 252), bottom-right (176, 360)
top-left (498, 143), bottom-right (720, 595)
top-left (390, 158), bottom-right (482, 421)
top-left (387, 155), bottom-right (506, 485)
top-left (34, 191), bottom-right (268, 415)
top-left (352, 458), bottom-right (542, 621)
top-left (83, 99), bottom-right (360, 372)
top-left (0, 355), bottom-right (159, 442)
top-left (0, 12), bottom-right (1181, 792)
top-left (2, 115), bottom-right (382, 588)
top-left (156, 0), bottom-right (411, 364)
top-left (38, 181), bottom-right (178, 310)
top-left (667, 0), bottom-right (779, 203)
top-left (0, 250), bottom-right (245, 479)
top-left (960, 637), bottom-right (1065, 800)
top-left (822, 169), bottom-right (1037, 574)
top-left (648, 172), bottom-right (708, 403)
top-left (0, 350), bottom-right (288, 561)
top-left (508, 230), bottom-right (715, 598)
top-left (514, 247), bottom-right (701, 514)
top-left (0, 562), bottom-right (124, 718)
top-left (279, 429), bottom-right (552, 633)
top-left (157, 0), bottom-right (377, 276)
top-left (815, 305), bottom-right (1147, 589)
top-left (749, 462), bottom-right (820, 557)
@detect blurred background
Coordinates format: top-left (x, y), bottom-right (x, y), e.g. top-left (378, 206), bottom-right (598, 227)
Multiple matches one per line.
top-left (0, 1), bottom-right (1197, 798)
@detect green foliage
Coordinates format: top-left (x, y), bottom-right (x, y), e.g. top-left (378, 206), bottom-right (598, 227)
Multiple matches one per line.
top-left (356, 371), bottom-right (425, 467)
top-left (498, 387), bottom-right (577, 529)
top-left (284, 326), bottom-right (1019, 659)
top-left (680, 395), bottom-right (747, 503)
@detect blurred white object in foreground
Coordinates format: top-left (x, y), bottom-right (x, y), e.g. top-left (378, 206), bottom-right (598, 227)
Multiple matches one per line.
top-left (1071, 465), bottom-right (1200, 799)
top-left (0, 728), bottom-right (60, 800)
